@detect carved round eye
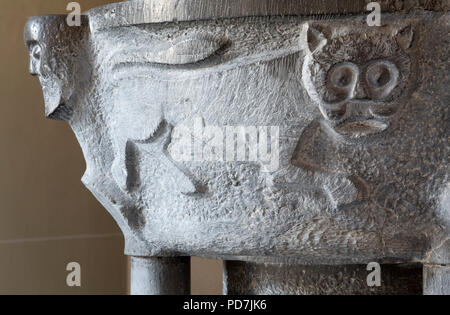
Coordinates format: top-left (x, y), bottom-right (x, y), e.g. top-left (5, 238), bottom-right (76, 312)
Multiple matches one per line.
top-left (365, 60), bottom-right (399, 99)
top-left (327, 62), bottom-right (359, 94)
top-left (31, 44), bottom-right (41, 60)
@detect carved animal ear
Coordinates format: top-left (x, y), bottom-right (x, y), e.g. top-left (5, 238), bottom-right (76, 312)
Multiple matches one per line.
top-left (396, 25), bottom-right (415, 50)
top-left (306, 25), bottom-right (327, 53)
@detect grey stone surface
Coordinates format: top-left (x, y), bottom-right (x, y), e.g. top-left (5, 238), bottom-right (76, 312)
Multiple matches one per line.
top-left (88, 0), bottom-right (450, 31)
top-left (224, 261), bottom-right (423, 295)
top-left (25, 0), bottom-right (449, 293)
top-left (423, 264), bottom-right (450, 295)
top-left (130, 256), bottom-right (190, 295)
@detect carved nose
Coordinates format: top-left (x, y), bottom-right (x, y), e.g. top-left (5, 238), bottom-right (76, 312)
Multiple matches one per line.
top-left (354, 82), bottom-right (367, 99)
top-left (29, 61), bottom-right (38, 76)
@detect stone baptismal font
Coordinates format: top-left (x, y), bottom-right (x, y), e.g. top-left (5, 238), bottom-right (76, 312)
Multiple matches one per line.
top-left (25, 0), bottom-right (449, 295)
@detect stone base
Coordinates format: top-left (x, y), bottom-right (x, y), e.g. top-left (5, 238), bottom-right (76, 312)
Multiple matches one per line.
top-left (223, 261), bottom-right (423, 295)
top-left (130, 257), bottom-right (190, 295)
top-left (423, 264), bottom-right (450, 295)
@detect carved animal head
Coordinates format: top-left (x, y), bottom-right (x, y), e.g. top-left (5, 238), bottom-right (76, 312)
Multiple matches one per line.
top-left (24, 15), bottom-right (88, 121)
top-left (302, 21), bottom-right (419, 141)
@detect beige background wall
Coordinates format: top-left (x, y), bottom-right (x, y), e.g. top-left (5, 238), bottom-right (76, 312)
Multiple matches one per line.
top-left (0, 0), bottom-right (221, 295)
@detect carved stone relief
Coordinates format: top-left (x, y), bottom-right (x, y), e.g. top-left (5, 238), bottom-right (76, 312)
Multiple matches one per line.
top-left (25, 0), bottom-right (448, 273)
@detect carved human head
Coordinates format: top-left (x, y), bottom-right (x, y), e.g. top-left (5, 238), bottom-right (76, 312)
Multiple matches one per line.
top-left (25, 15), bottom-right (88, 121)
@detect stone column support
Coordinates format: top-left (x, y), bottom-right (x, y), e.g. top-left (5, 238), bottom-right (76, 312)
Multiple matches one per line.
top-left (423, 264), bottom-right (450, 295)
top-left (130, 256), bottom-right (191, 295)
top-left (224, 261), bottom-right (423, 295)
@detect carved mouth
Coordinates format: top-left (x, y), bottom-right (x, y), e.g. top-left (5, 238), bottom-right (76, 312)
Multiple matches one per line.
top-left (333, 119), bottom-right (388, 140)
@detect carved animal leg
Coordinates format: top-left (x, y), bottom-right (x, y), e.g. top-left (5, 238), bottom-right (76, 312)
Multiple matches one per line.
top-left (223, 261), bottom-right (422, 295)
top-left (423, 264), bottom-right (450, 295)
top-left (111, 121), bottom-right (197, 194)
top-left (137, 122), bottom-right (197, 195)
top-left (130, 256), bottom-right (191, 295)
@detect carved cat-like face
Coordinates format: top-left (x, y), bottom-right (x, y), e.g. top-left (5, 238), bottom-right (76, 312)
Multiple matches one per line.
top-left (302, 22), bottom-right (417, 141)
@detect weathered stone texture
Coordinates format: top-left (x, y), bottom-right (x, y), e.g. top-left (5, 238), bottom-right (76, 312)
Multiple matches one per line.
top-left (224, 261), bottom-right (423, 295)
top-left (25, 0), bottom-right (449, 294)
